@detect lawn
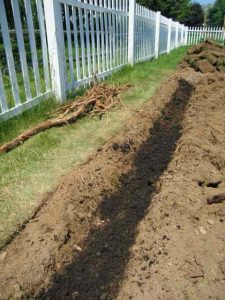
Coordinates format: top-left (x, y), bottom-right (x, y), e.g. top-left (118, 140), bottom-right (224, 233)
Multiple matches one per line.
top-left (0, 47), bottom-right (188, 249)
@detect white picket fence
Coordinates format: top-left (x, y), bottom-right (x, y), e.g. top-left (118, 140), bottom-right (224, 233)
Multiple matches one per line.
top-left (0, 0), bottom-right (187, 122)
top-left (187, 27), bottom-right (225, 45)
top-left (0, 0), bottom-right (53, 121)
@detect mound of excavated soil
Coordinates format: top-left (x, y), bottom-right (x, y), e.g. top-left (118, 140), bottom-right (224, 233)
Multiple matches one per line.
top-left (117, 71), bottom-right (225, 300)
top-left (0, 68), bottom-right (225, 299)
top-left (182, 39), bottom-right (225, 73)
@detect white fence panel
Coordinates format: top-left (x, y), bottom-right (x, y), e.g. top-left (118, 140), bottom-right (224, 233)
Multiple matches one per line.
top-left (187, 27), bottom-right (225, 45)
top-left (159, 15), bottom-right (168, 55)
top-left (0, 0), bottom-right (186, 122)
top-left (56, 0), bottom-right (129, 93)
top-left (134, 5), bottom-right (156, 62)
top-left (0, 0), bottom-right (53, 121)
top-left (170, 22), bottom-right (177, 51)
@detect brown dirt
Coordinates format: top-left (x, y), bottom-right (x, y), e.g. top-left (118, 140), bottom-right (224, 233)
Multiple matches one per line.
top-left (0, 68), bottom-right (225, 300)
top-left (183, 39), bottom-right (225, 73)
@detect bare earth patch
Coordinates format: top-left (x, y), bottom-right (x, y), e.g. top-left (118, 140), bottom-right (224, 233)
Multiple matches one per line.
top-left (0, 67), bottom-right (225, 299)
top-left (117, 71), bottom-right (225, 300)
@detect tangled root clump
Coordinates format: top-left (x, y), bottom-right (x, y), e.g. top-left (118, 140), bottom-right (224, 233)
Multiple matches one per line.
top-left (0, 83), bottom-right (131, 154)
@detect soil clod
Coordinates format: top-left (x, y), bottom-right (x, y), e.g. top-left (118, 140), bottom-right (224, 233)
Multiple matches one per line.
top-left (183, 39), bottom-right (225, 73)
top-left (207, 189), bottom-right (225, 205)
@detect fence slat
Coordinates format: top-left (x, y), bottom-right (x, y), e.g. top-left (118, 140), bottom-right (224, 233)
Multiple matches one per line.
top-left (195, 27), bottom-right (197, 44)
top-left (94, 0), bottom-right (101, 73)
top-left (216, 27), bottom-right (220, 40)
top-left (104, 0), bottom-right (110, 70)
top-left (108, 0), bottom-right (113, 69)
top-left (99, 0), bottom-right (106, 72)
top-left (115, 0), bottom-right (119, 66)
top-left (140, 7), bottom-right (143, 59)
top-left (24, 0), bottom-right (41, 96)
top-left (36, 0), bottom-right (51, 91)
top-left (65, 4), bottom-right (75, 84)
top-left (72, 6), bottom-right (81, 81)
top-left (89, 0), bottom-right (96, 75)
top-left (124, 0), bottom-right (127, 64)
top-left (216, 27), bottom-right (218, 40)
top-left (122, 1), bottom-right (125, 65)
top-left (167, 18), bottom-right (172, 53)
top-left (11, 0), bottom-right (32, 101)
top-left (84, 0), bottom-right (92, 78)
top-left (203, 26), bottom-right (206, 41)
top-left (77, 6), bottom-right (86, 79)
top-left (0, 0), bottom-right (21, 106)
top-left (112, 0), bottom-right (116, 67)
top-left (119, 0), bottom-right (122, 65)
top-left (196, 27), bottom-right (198, 44)
top-left (154, 11), bottom-right (160, 58)
top-left (180, 25), bottom-right (183, 45)
top-left (192, 27), bottom-right (195, 44)
top-left (190, 27), bottom-right (194, 45)
top-left (123, 0), bottom-right (126, 61)
top-left (139, 5), bottom-right (141, 59)
top-left (175, 22), bottom-right (179, 48)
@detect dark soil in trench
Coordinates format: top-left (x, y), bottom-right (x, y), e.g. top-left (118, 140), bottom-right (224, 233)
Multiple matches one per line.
top-left (37, 79), bottom-right (193, 300)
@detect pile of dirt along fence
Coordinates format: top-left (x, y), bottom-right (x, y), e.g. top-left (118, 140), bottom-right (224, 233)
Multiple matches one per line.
top-left (182, 39), bottom-right (225, 73)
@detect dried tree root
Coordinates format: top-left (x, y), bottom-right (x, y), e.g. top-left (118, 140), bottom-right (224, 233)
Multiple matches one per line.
top-left (0, 83), bottom-right (131, 154)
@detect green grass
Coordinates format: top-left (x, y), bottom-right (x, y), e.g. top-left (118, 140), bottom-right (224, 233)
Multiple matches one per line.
top-left (0, 47), bottom-right (188, 249)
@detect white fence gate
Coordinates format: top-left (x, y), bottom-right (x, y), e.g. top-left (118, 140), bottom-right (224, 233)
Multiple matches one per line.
top-left (0, 0), bottom-right (187, 122)
top-left (187, 27), bottom-right (225, 45)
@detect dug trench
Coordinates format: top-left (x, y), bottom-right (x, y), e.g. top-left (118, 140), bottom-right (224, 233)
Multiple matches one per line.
top-left (36, 79), bottom-right (193, 300)
top-left (1, 68), bottom-right (225, 299)
top-left (0, 75), bottom-right (193, 299)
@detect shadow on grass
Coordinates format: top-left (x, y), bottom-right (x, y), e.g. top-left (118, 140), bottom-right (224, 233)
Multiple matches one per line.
top-left (38, 79), bottom-right (193, 300)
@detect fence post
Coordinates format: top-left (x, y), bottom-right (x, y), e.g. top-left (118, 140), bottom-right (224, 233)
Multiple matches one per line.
top-left (128, 0), bottom-right (136, 65)
top-left (154, 11), bottom-right (161, 58)
top-left (43, 0), bottom-right (66, 102)
top-left (167, 18), bottom-right (172, 54)
top-left (175, 22), bottom-right (179, 48)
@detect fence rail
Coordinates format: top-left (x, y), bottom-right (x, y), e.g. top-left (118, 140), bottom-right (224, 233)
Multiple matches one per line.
top-left (187, 27), bottom-right (225, 45)
top-left (0, 0), bottom-right (187, 122)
